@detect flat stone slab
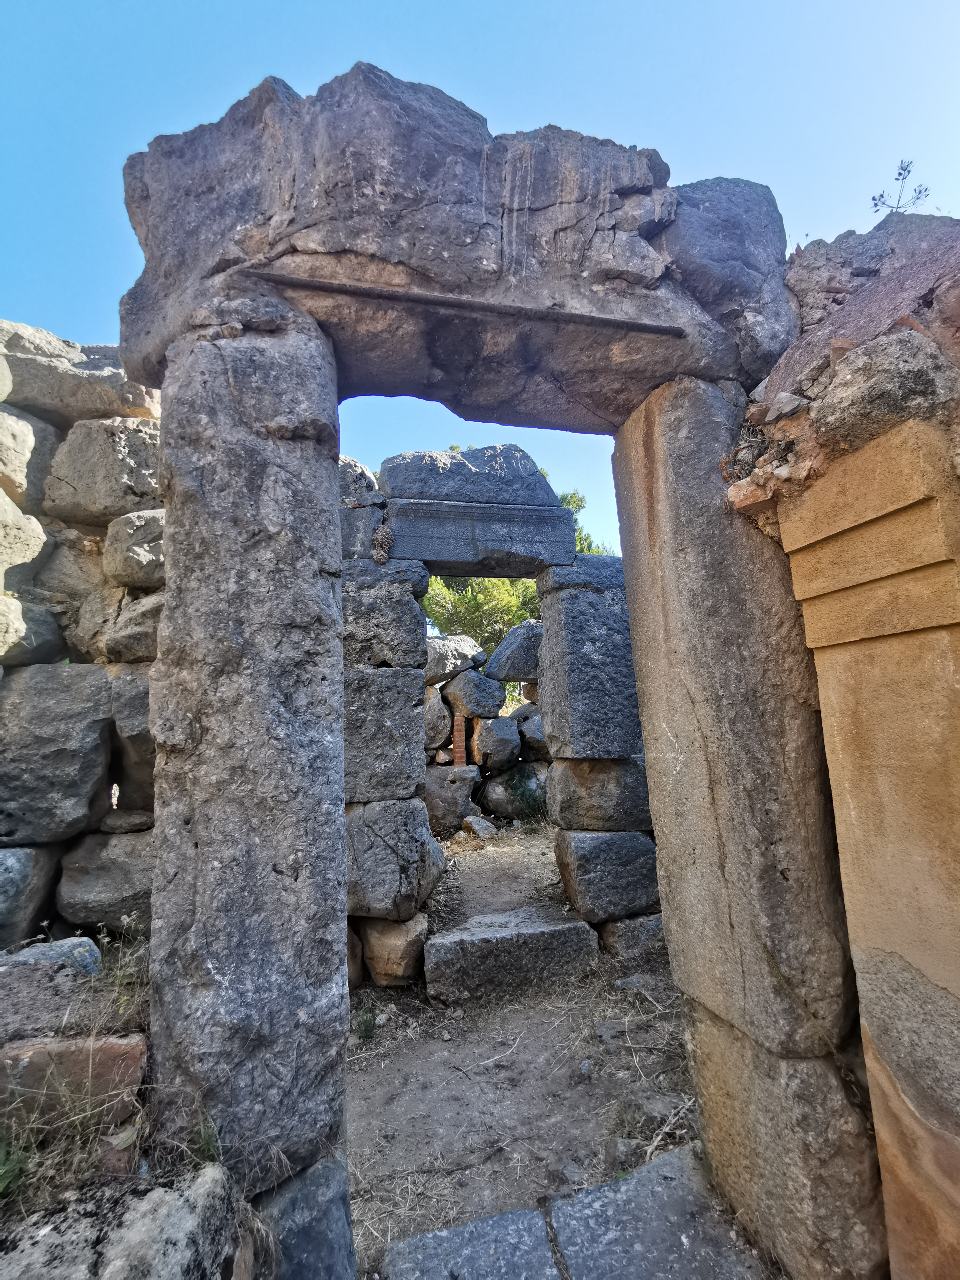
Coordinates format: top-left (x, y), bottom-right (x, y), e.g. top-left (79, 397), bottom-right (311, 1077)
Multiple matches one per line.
top-left (381, 1208), bottom-right (561, 1279)
top-left (387, 498), bottom-right (575, 577)
top-left (550, 1146), bottom-right (765, 1279)
top-left (424, 906), bottom-right (597, 1002)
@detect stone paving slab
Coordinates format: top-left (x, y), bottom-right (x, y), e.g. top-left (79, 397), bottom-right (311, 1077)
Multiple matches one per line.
top-left (549, 1146), bottom-right (765, 1279)
top-left (380, 1208), bottom-right (561, 1279)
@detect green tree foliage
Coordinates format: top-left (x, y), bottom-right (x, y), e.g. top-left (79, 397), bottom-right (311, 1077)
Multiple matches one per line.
top-left (557, 489), bottom-right (614, 556)
top-left (422, 576), bottom-right (540, 655)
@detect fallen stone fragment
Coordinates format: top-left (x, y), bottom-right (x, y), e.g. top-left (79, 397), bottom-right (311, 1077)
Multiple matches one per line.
top-left (357, 913), bottom-right (428, 986)
top-left (555, 831), bottom-right (659, 924)
top-left (0, 663), bottom-right (112, 845)
top-left (480, 762), bottom-right (548, 821)
top-left (425, 633), bottom-right (486, 685)
top-left (0, 404), bottom-right (63, 514)
top-left (43, 416), bottom-right (160, 525)
top-left (388, 499), bottom-right (575, 576)
top-left (0, 1033), bottom-right (147, 1125)
top-left (347, 799), bottom-right (444, 921)
top-left (56, 831), bottom-right (157, 932)
top-left (344, 667), bottom-right (426, 802)
top-left (0, 846), bottom-right (61, 948)
top-left (0, 595), bottom-right (65, 666)
top-left (549, 1145), bottom-right (766, 1279)
top-left (424, 907), bottom-right (598, 1002)
top-left (463, 814), bottom-right (497, 839)
top-left (469, 716), bottom-right (521, 771)
top-left (379, 444), bottom-right (561, 507)
top-left (424, 684), bottom-right (452, 751)
top-left (443, 668), bottom-right (505, 718)
top-left (424, 764), bottom-right (480, 837)
top-left (102, 507), bottom-right (165, 588)
top-left (483, 619), bottom-right (543, 682)
top-left (381, 1207), bottom-right (561, 1279)
top-left (254, 1155), bottom-right (357, 1280)
top-left (547, 759), bottom-right (651, 832)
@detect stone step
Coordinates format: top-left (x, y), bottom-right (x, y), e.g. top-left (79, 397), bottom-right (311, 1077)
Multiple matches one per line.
top-left (423, 906), bottom-right (598, 1003)
top-left (381, 1146), bottom-right (765, 1279)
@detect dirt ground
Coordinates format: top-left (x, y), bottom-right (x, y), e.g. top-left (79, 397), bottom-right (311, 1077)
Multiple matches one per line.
top-left (346, 824), bottom-right (696, 1276)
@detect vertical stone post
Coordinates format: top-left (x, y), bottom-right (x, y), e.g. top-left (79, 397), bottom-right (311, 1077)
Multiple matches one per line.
top-left (612, 376), bottom-right (886, 1279)
top-left (777, 419), bottom-right (960, 1278)
top-left (150, 308), bottom-right (348, 1210)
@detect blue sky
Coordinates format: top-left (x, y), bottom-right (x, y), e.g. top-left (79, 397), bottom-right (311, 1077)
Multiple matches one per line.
top-left (3, 0), bottom-right (957, 550)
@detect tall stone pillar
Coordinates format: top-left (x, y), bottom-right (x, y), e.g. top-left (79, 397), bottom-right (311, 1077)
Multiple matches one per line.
top-left (150, 308), bottom-right (349, 1220)
top-left (777, 419), bottom-right (960, 1279)
top-left (612, 377), bottom-right (886, 1279)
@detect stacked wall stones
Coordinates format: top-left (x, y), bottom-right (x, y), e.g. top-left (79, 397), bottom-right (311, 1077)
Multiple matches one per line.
top-left (537, 557), bottom-right (657, 929)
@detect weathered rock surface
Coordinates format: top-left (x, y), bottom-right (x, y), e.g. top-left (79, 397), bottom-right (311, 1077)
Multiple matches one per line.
top-left (56, 831), bottom-right (157, 932)
top-left (148, 321), bottom-right (347, 1194)
top-left (347, 799), bottom-right (444, 920)
top-left (0, 947), bottom-right (145, 1047)
top-left (100, 590), bottom-right (163, 662)
top-left (379, 444), bottom-right (560, 507)
top-left (357, 913), bottom-right (428, 986)
top-left (0, 846), bottom-right (61, 948)
top-left (549, 1145), bottom-right (766, 1279)
top-left (547, 758), bottom-right (651, 832)
top-left (382, 1208), bottom-right (560, 1279)
top-left (0, 404), bottom-right (62, 513)
top-left (613, 377), bottom-right (853, 1056)
top-left (469, 716), bottom-right (521, 771)
top-left (0, 1165), bottom-right (248, 1280)
top-left (1, 935), bottom-right (101, 975)
top-left (481, 761), bottom-right (548, 820)
top-left (388, 498), bottom-right (576, 576)
top-left (0, 1033), bottom-right (146, 1125)
top-left (484, 618), bottom-right (543, 682)
top-left (344, 667), bottom-right (425, 802)
top-left (0, 663), bottom-right (112, 845)
top-left (0, 595), bottom-right (65, 665)
top-left (687, 1001), bottom-right (887, 1280)
top-left (518, 711), bottom-right (551, 762)
top-left (537, 555), bottom-right (643, 760)
top-left (442, 668), bottom-right (506, 718)
top-left (31, 521), bottom-right (103, 600)
top-left (424, 685), bottom-right (452, 751)
top-left (651, 177), bottom-right (798, 382)
top-left (598, 912), bottom-right (664, 963)
top-left (425, 907), bottom-right (597, 1002)
top-left (463, 813), bottom-right (497, 839)
top-left (103, 507), bottom-right (165, 588)
top-left (555, 830), bottom-right (659, 924)
top-left (425, 633), bottom-right (485, 685)
top-left (0, 321), bottom-right (160, 428)
top-left (106, 662), bottom-right (155, 811)
top-left (0, 487), bottom-right (48, 591)
top-left (339, 455), bottom-right (385, 561)
top-left (342, 558), bottom-right (428, 668)
top-left (254, 1155), bottom-right (357, 1280)
top-left (424, 765), bottom-right (480, 838)
top-left (43, 417), bottom-right (160, 525)
top-left (118, 65), bottom-right (782, 432)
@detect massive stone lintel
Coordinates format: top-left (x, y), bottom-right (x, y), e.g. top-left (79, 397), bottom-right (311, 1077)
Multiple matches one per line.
top-left (386, 498), bottom-right (575, 576)
top-left (149, 312), bottom-right (347, 1196)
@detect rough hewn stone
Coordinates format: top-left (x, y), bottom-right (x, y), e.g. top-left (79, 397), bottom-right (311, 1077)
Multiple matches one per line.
top-left (0, 846), bottom-right (61, 948)
top-left (425, 633), bottom-right (485, 685)
top-left (254, 1155), bottom-right (357, 1280)
top-left (148, 319), bottom-right (347, 1194)
top-left (481, 761), bottom-right (548, 820)
top-left (56, 831), bottom-right (156, 933)
top-left (537, 555), bottom-right (643, 760)
top-left (555, 830), bottom-right (659, 924)
top-left (387, 498), bottom-right (575, 576)
top-left (518, 711), bottom-right (551, 762)
top-left (483, 619), bottom-right (542, 681)
top-left (613, 378), bottom-right (853, 1056)
top-left (357, 913), bottom-right (428, 986)
top-left (342, 559), bottom-right (428, 668)
top-left (344, 667), bottom-right (425, 803)
top-left (0, 595), bottom-right (65, 666)
top-left (103, 508), bottom-right (165, 588)
top-left (424, 765), bottom-right (480, 838)
top-left (0, 487), bottom-right (48, 591)
top-left (598, 912), bottom-right (664, 963)
top-left (43, 417), bottom-right (160, 525)
top-left (469, 716), bottom-right (521, 771)
top-left (339, 456), bottom-right (385, 561)
top-left (120, 65), bottom-right (760, 433)
top-left (379, 444), bottom-right (560, 507)
top-left (1, 936), bottom-right (101, 975)
top-left (347, 799), bottom-right (444, 921)
top-left (442, 668), bottom-right (505, 718)
top-left (687, 1001), bottom-right (887, 1280)
top-left (0, 404), bottom-right (63, 514)
top-left (31, 522), bottom-right (103, 600)
top-left (0, 663), bottom-right (112, 846)
top-left (425, 907), bottom-right (597, 1002)
top-left (382, 1208), bottom-right (560, 1279)
top-left (547, 758), bottom-right (651, 832)
top-left (424, 685), bottom-right (452, 751)
top-left (100, 590), bottom-right (162, 662)
top-left (0, 1034), bottom-right (146, 1126)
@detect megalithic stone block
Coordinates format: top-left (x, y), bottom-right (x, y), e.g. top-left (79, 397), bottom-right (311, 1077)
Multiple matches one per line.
top-left (386, 498), bottom-right (575, 576)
